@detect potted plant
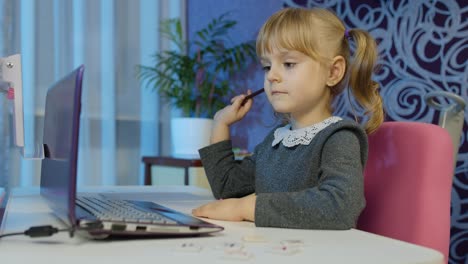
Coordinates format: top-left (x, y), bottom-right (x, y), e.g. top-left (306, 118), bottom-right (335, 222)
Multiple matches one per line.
top-left (137, 13), bottom-right (257, 158)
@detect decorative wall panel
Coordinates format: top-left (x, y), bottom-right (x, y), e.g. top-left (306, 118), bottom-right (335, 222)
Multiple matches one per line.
top-left (283, 1), bottom-right (467, 262)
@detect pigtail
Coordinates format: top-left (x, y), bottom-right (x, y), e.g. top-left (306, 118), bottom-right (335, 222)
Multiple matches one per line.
top-left (347, 29), bottom-right (384, 134)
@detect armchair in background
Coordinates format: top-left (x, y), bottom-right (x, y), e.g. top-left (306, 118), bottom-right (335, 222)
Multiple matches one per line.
top-left (357, 121), bottom-right (454, 261)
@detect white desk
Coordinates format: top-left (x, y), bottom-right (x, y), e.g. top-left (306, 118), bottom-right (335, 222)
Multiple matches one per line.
top-left (0, 186), bottom-right (444, 264)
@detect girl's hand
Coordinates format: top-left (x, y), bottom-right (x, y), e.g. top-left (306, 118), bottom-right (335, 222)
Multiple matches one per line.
top-left (192, 194), bottom-right (256, 222)
top-left (209, 90), bottom-right (253, 144)
top-left (213, 90), bottom-right (253, 127)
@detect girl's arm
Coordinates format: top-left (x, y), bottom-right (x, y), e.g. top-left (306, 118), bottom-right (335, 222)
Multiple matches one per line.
top-left (199, 90), bottom-right (257, 199)
top-left (194, 140), bottom-right (257, 221)
top-left (199, 140), bottom-right (257, 199)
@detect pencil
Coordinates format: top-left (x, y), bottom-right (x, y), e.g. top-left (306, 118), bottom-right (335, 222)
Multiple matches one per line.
top-left (240, 88), bottom-right (265, 106)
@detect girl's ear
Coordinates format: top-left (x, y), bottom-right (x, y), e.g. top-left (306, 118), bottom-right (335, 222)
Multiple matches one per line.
top-left (326, 56), bottom-right (346, 86)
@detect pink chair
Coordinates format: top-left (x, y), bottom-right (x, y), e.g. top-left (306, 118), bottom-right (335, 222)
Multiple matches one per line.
top-left (357, 121), bottom-right (454, 261)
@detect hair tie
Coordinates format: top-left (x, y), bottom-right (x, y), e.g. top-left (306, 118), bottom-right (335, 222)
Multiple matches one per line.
top-left (344, 29), bottom-right (351, 40)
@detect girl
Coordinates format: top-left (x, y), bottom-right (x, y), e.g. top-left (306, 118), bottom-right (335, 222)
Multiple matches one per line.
top-left (192, 7), bottom-right (384, 229)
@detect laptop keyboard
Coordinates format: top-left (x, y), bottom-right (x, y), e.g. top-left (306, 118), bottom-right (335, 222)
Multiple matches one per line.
top-left (76, 196), bottom-right (177, 224)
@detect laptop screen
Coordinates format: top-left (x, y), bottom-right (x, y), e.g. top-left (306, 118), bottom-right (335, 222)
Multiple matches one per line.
top-left (40, 66), bottom-right (84, 227)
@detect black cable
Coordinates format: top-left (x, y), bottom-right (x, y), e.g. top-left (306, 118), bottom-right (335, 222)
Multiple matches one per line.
top-left (0, 225), bottom-right (72, 239)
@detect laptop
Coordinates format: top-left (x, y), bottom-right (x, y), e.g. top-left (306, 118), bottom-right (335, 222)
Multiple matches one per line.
top-left (40, 65), bottom-right (223, 238)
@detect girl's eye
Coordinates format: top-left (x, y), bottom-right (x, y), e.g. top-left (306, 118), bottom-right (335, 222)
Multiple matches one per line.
top-left (262, 65), bottom-right (271, 72)
top-left (284, 62), bottom-right (296, 69)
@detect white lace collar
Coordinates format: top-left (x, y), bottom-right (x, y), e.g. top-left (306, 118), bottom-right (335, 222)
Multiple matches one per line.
top-left (272, 116), bottom-right (342, 147)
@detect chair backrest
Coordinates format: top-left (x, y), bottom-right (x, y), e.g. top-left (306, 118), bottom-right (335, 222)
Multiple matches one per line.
top-left (357, 121), bottom-right (454, 261)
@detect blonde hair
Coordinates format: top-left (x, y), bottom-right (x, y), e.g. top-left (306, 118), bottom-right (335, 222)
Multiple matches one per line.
top-left (256, 8), bottom-right (384, 134)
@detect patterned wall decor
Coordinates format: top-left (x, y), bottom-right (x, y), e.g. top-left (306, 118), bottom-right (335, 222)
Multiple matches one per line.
top-left (283, 0), bottom-right (467, 262)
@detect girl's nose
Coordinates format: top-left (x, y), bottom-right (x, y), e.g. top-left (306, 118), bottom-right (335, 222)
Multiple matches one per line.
top-left (266, 67), bottom-right (281, 83)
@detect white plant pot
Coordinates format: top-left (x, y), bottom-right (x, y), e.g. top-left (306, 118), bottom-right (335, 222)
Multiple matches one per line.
top-left (171, 117), bottom-right (213, 159)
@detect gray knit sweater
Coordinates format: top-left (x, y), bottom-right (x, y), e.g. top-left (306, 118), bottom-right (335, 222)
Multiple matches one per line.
top-left (198, 120), bottom-right (368, 230)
